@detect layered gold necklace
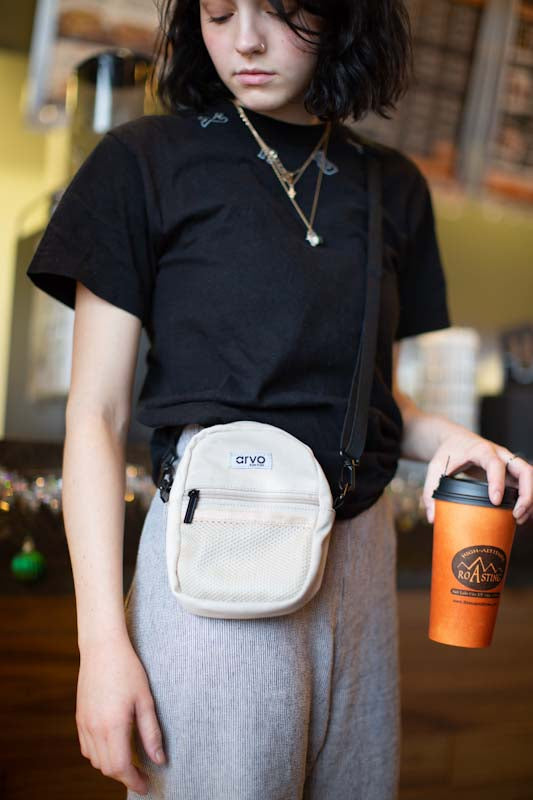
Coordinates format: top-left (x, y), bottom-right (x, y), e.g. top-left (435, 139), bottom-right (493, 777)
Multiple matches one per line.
top-left (231, 99), bottom-right (332, 247)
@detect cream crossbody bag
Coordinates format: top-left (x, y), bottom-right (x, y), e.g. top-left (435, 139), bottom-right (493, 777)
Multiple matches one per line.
top-left (157, 151), bottom-right (383, 620)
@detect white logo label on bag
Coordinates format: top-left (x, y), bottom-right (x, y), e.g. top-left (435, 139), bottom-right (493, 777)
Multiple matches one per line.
top-left (229, 452), bottom-right (272, 469)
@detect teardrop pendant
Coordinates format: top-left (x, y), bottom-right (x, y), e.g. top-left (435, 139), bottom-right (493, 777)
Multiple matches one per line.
top-left (306, 230), bottom-right (323, 247)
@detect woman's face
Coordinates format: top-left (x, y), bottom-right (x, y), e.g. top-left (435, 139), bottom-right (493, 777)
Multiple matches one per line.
top-left (199, 0), bottom-right (324, 123)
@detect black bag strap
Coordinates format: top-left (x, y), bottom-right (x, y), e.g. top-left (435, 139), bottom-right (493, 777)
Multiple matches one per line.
top-left (159, 148), bottom-right (383, 507)
top-left (333, 150), bottom-right (383, 510)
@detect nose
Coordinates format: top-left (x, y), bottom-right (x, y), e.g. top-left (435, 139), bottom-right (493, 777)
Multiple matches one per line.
top-left (234, 14), bottom-right (267, 56)
top-left (236, 40), bottom-right (266, 56)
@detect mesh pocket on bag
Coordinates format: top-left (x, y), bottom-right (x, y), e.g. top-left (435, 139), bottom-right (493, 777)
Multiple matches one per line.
top-left (177, 514), bottom-right (314, 603)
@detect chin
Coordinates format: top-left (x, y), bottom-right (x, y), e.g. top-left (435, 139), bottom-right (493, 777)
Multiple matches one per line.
top-left (232, 89), bottom-right (292, 112)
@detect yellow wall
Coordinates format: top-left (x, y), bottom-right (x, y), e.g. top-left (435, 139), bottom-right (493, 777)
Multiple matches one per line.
top-left (0, 49), bottom-right (531, 437)
top-left (0, 49), bottom-right (70, 436)
top-left (434, 189), bottom-right (533, 332)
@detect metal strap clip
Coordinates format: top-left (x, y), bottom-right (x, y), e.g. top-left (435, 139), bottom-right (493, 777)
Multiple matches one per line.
top-left (332, 451), bottom-right (360, 510)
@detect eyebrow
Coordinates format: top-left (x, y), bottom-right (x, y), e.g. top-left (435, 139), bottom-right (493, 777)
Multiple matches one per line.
top-left (200, 0), bottom-right (267, 7)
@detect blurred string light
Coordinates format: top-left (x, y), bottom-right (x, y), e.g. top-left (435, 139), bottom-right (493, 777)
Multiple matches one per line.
top-left (0, 463), bottom-right (428, 532)
top-left (0, 463), bottom-right (156, 514)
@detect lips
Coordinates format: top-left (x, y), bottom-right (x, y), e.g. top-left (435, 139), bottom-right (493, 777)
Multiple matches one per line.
top-left (236, 72), bottom-right (275, 85)
top-left (236, 68), bottom-right (275, 75)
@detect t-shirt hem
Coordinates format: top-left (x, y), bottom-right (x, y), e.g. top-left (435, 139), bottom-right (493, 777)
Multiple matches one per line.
top-left (395, 314), bottom-right (451, 341)
top-left (140, 405), bottom-right (398, 521)
top-left (334, 486), bottom-right (387, 519)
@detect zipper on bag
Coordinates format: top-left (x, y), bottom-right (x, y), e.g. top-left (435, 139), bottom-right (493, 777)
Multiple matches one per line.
top-left (184, 489), bottom-right (200, 522)
top-left (182, 487), bottom-right (319, 524)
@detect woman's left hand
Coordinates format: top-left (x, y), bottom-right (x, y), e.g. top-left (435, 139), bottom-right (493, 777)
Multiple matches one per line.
top-left (423, 429), bottom-right (533, 525)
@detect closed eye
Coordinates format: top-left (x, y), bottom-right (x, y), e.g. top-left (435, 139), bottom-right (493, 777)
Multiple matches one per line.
top-left (207, 11), bottom-right (295, 24)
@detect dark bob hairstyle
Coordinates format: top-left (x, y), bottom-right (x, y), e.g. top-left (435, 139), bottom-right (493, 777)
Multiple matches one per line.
top-left (151, 0), bottom-right (413, 124)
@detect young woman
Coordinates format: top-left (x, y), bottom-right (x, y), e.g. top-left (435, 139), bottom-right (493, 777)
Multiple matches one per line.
top-left (26, 0), bottom-right (532, 797)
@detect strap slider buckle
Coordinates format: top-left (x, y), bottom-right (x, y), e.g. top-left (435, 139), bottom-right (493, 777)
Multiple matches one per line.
top-left (158, 466), bottom-right (174, 503)
top-left (339, 450), bottom-right (359, 492)
top-left (333, 451), bottom-right (360, 510)
top-left (158, 449), bottom-right (177, 503)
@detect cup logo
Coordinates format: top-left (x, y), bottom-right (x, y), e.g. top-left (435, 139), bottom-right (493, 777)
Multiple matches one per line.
top-left (451, 546), bottom-right (506, 590)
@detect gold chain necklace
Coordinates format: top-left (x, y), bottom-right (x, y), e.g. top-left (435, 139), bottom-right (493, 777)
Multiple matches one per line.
top-left (232, 99), bottom-right (329, 197)
top-left (231, 99), bottom-right (332, 247)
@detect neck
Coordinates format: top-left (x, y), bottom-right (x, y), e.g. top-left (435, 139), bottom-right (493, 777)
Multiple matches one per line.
top-left (231, 98), bottom-right (323, 126)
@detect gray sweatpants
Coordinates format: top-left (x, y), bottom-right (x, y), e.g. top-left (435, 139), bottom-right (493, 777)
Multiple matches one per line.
top-left (125, 425), bottom-right (400, 799)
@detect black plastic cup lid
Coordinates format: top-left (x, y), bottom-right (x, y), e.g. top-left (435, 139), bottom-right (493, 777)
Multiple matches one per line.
top-left (432, 475), bottom-right (518, 510)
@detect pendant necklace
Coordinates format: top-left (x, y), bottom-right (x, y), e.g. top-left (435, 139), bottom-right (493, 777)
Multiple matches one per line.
top-left (232, 99), bottom-right (332, 247)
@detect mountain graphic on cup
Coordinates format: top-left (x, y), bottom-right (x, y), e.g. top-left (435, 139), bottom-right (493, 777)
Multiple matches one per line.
top-left (452, 547), bottom-right (506, 589)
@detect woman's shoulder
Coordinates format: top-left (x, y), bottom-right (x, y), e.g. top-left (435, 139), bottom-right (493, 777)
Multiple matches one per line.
top-left (105, 109), bottom-right (203, 159)
top-left (338, 124), bottom-right (429, 197)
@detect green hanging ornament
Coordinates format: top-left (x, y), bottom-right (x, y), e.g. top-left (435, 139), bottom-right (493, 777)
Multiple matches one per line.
top-left (10, 535), bottom-right (46, 582)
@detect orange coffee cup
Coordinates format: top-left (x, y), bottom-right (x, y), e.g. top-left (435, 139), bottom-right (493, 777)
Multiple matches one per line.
top-left (428, 475), bottom-right (519, 648)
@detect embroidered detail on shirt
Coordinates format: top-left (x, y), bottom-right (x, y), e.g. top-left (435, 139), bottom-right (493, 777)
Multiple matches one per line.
top-left (257, 147), bottom-right (339, 175)
top-left (312, 151), bottom-right (339, 174)
top-left (229, 452), bottom-right (273, 469)
top-left (346, 138), bottom-right (364, 154)
top-left (197, 111), bottom-right (229, 128)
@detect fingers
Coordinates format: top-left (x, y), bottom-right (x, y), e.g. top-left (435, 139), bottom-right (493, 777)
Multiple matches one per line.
top-left (422, 455), bottom-right (443, 524)
top-left (422, 452), bottom-right (466, 523)
top-left (476, 445), bottom-right (533, 523)
top-left (423, 436), bottom-right (533, 526)
top-left (77, 725), bottom-right (89, 759)
top-left (135, 694), bottom-right (167, 766)
top-left (455, 438), bottom-right (506, 506)
top-left (105, 722), bottom-right (151, 794)
top-left (481, 444), bottom-right (508, 506)
top-left (506, 454), bottom-right (533, 524)
top-left (77, 714), bottom-right (151, 795)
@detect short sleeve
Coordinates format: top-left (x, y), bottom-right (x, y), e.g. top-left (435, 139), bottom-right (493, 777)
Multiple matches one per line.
top-left (26, 131), bottom-right (155, 327)
top-left (394, 166), bottom-right (451, 341)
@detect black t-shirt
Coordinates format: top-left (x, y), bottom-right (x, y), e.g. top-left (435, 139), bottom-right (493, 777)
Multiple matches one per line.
top-left (26, 97), bottom-right (451, 518)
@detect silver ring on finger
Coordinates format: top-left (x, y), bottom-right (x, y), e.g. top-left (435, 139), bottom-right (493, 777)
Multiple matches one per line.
top-left (507, 453), bottom-right (518, 466)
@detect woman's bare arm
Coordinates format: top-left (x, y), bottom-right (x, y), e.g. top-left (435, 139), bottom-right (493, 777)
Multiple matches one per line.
top-left (63, 281), bottom-right (141, 649)
top-left (391, 341), bottom-right (463, 463)
top-left (63, 281), bottom-right (165, 795)
top-left (392, 342), bottom-right (531, 525)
